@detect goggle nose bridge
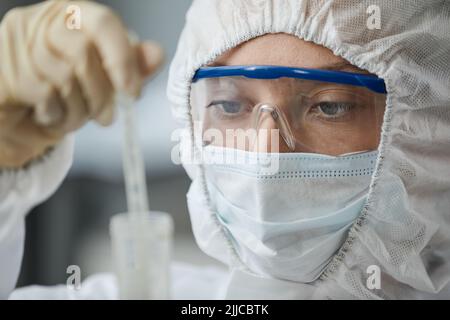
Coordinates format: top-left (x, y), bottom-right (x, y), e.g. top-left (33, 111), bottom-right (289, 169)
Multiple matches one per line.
top-left (252, 103), bottom-right (296, 151)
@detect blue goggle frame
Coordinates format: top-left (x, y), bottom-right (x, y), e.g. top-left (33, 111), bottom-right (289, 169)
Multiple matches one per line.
top-left (193, 65), bottom-right (387, 94)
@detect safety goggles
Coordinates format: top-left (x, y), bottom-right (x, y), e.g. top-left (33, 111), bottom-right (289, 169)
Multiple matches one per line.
top-left (191, 65), bottom-right (387, 155)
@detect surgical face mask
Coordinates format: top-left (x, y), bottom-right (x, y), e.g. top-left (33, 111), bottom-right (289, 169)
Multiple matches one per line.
top-left (195, 146), bottom-right (377, 283)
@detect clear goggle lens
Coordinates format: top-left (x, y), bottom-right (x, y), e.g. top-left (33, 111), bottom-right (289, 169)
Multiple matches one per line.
top-left (190, 76), bottom-right (386, 156)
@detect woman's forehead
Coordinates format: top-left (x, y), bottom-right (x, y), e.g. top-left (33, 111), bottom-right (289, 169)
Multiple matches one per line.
top-left (211, 33), bottom-right (371, 75)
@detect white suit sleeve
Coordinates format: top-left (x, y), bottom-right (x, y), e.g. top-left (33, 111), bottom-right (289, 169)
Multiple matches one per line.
top-left (0, 135), bottom-right (74, 299)
top-left (10, 262), bottom-right (228, 300)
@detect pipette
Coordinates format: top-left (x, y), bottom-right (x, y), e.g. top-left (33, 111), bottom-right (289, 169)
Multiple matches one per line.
top-left (118, 93), bottom-right (150, 216)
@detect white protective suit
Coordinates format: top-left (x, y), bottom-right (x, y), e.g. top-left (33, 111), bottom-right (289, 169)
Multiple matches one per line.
top-left (0, 136), bottom-right (74, 299)
top-left (2, 0), bottom-right (450, 300)
top-left (167, 0), bottom-right (450, 299)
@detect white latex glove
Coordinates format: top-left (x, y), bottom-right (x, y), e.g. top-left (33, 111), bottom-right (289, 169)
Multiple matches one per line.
top-left (0, 0), bottom-right (164, 168)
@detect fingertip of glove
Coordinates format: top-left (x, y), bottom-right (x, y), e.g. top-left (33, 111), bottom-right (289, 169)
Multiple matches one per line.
top-left (34, 97), bottom-right (64, 126)
top-left (137, 41), bottom-right (165, 79)
top-left (94, 104), bottom-right (115, 126)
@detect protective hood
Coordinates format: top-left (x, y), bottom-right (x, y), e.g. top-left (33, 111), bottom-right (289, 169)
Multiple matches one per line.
top-left (167, 0), bottom-right (450, 299)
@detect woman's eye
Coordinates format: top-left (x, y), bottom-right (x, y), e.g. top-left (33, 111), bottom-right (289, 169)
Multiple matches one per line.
top-left (313, 101), bottom-right (354, 118)
top-left (208, 100), bottom-right (244, 114)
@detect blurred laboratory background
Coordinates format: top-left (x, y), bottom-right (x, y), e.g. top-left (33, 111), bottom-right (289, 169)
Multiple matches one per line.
top-left (0, 0), bottom-right (224, 287)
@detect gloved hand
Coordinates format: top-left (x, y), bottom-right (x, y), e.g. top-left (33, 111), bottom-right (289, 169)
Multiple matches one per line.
top-left (0, 0), bottom-right (164, 168)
